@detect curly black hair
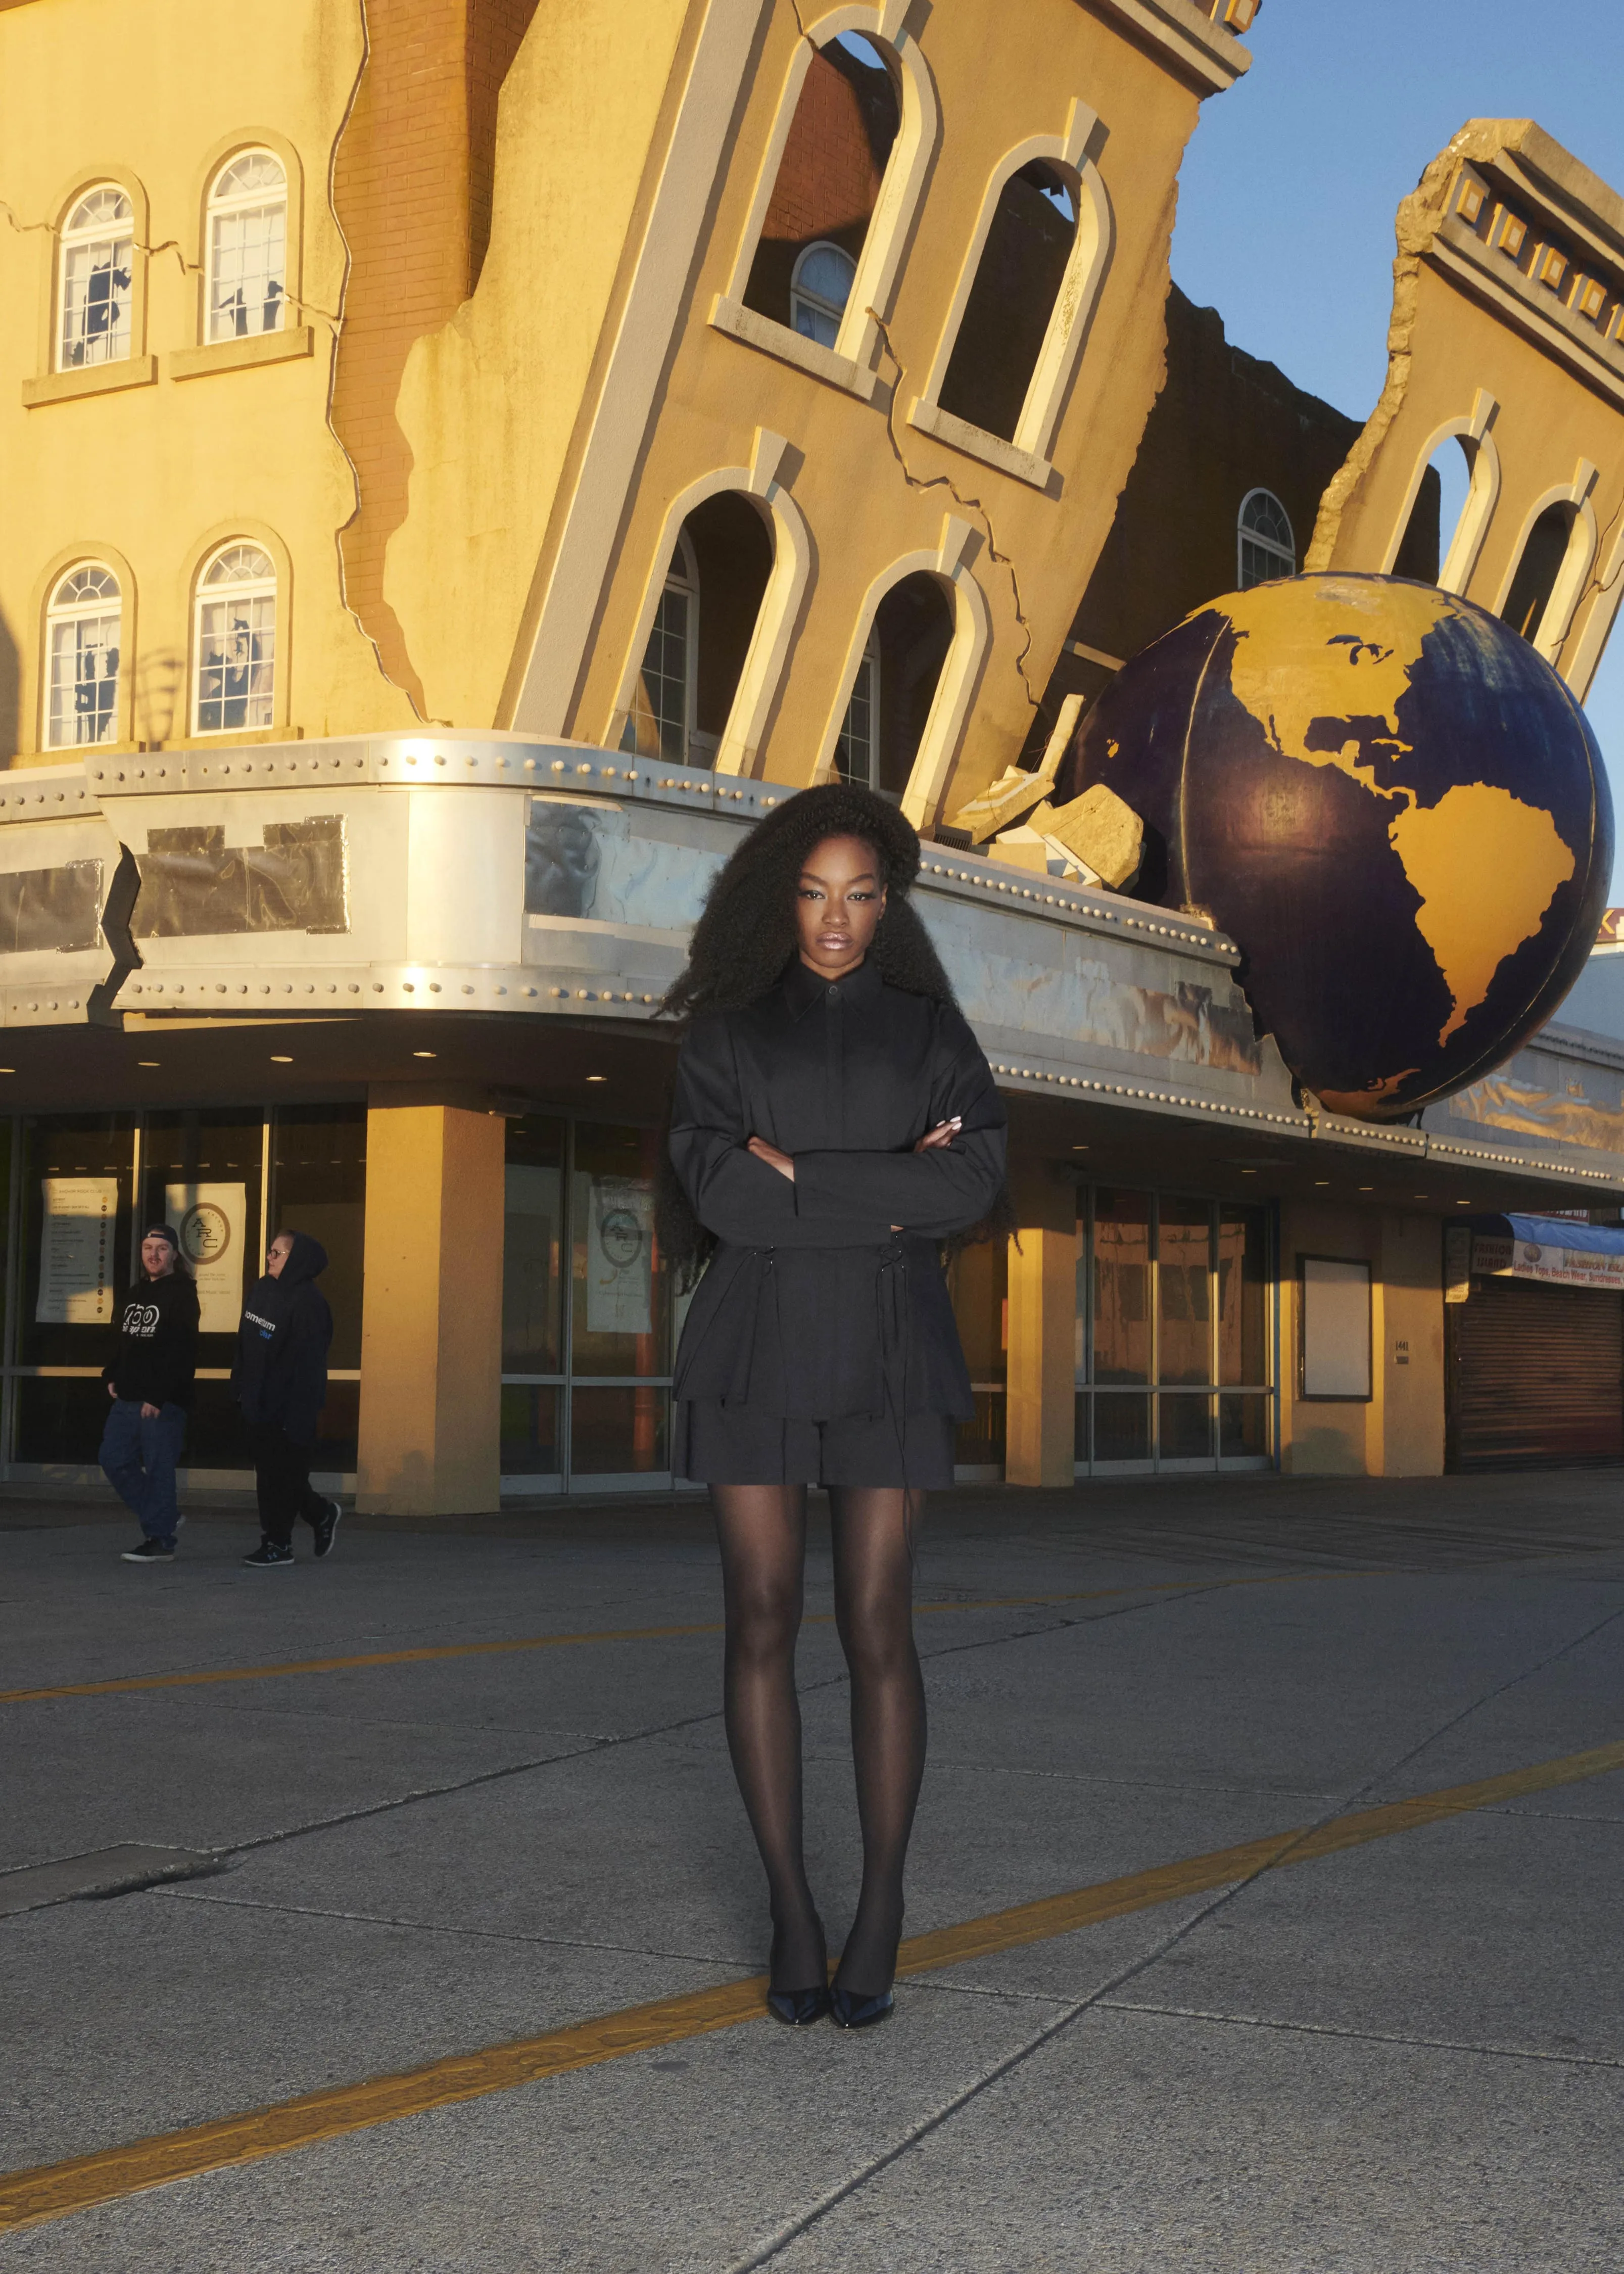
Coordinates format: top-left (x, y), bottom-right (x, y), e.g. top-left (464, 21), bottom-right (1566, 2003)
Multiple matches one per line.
top-left (655, 783), bottom-right (1010, 1283)
top-left (660, 781), bottom-right (952, 1023)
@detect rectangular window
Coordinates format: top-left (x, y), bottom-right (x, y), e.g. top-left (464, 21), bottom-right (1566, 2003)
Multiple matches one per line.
top-left (209, 199), bottom-right (287, 340)
top-left (196, 592), bottom-right (276, 733)
top-left (60, 233), bottom-right (132, 368)
top-left (1076, 1188), bottom-right (1273, 1474)
top-left (570, 1122), bottom-right (669, 1380)
top-left (1300, 1256), bottom-right (1371, 1400)
top-left (503, 1117), bottom-right (564, 1376)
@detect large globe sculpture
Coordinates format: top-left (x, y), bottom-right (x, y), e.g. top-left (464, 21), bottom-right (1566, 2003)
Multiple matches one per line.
top-left (1056, 573), bottom-right (1613, 1119)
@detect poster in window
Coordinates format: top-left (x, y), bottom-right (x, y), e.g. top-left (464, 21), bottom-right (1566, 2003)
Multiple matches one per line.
top-left (587, 1176), bottom-right (653, 1336)
top-left (1300, 1256), bottom-right (1371, 1398)
top-left (36, 1177), bottom-right (120, 1323)
top-left (166, 1182), bottom-right (248, 1335)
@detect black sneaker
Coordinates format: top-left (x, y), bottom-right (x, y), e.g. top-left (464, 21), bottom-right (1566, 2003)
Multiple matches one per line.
top-left (243, 1539), bottom-right (295, 1568)
top-left (122, 1537), bottom-right (175, 1563)
top-left (311, 1499), bottom-right (343, 1560)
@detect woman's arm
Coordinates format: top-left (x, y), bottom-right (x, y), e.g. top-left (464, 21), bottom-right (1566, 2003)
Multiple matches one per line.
top-left (791, 1041), bottom-right (1008, 1237)
top-left (667, 1020), bottom-right (809, 1246)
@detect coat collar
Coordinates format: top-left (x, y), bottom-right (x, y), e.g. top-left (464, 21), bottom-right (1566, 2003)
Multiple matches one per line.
top-left (782, 955), bottom-right (884, 1020)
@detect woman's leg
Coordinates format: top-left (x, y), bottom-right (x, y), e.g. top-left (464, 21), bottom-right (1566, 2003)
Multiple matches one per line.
top-left (711, 1483), bottom-right (825, 1991)
top-left (828, 1487), bottom-right (927, 1999)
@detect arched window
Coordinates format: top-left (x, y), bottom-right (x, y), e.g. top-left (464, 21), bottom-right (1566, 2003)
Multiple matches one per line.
top-left (194, 543), bottom-right (277, 734)
top-left (1237, 490), bottom-right (1295, 589)
top-left (206, 150), bottom-right (288, 341)
top-left (790, 242), bottom-right (857, 349)
top-left (834, 628), bottom-right (880, 787)
top-left (741, 34), bottom-right (900, 343)
top-left (620, 496), bottom-right (775, 769)
top-left (937, 162), bottom-right (1078, 444)
top-left (864, 575), bottom-right (954, 799)
top-left (1502, 503), bottom-right (1577, 643)
top-left (43, 564), bottom-right (122, 748)
top-left (1392, 435), bottom-right (1478, 588)
top-left (57, 185), bottom-right (134, 369)
top-left (622, 530), bottom-right (698, 762)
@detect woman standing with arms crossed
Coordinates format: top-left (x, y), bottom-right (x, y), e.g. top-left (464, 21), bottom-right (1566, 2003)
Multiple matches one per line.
top-left (661, 784), bottom-right (1007, 2029)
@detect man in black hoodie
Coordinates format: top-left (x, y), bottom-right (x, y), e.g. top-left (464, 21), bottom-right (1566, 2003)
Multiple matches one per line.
top-left (233, 1228), bottom-right (341, 1569)
top-left (104, 1223), bottom-right (201, 1564)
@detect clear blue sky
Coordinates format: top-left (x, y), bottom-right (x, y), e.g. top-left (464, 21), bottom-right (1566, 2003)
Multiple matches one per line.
top-left (1169, 0), bottom-right (1624, 890)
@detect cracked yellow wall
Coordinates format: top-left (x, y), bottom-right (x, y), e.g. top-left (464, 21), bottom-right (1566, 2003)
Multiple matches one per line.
top-left (1309, 131), bottom-right (1624, 689)
top-left (385, 0), bottom-right (1210, 801)
top-left (0, 0), bottom-right (417, 764)
top-left (383, 0), bottom-right (692, 731)
top-left (564, 0), bottom-right (1201, 802)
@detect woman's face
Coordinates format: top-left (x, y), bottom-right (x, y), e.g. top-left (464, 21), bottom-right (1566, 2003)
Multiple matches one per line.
top-left (795, 834), bottom-right (887, 979)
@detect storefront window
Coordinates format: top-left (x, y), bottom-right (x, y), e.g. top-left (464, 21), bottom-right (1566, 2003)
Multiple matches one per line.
top-left (570, 1122), bottom-right (670, 1379)
top-left (502, 1116), bottom-right (565, 1483)
top-left (1076, 1189), bottom-right (1271, 1474)
top-left (15, 1113), bottom-right (136, 1466)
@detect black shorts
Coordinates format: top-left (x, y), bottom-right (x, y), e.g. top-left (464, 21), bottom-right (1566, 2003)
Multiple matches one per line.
top-left (675, 1401), bottom-right (957, 1488)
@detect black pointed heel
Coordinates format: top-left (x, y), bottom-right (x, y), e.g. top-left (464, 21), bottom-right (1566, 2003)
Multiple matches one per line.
top-left (828, 1984), bottom-right (894, 2029)
top-left (767, 1984), bottom-right (832, 2026)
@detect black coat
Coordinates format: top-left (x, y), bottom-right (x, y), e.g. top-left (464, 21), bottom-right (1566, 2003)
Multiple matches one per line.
top-left (102, 1270), bottom-right (201, 1408)
top-left (231, 1233), bottom-right (333, 1445)
top-left (668, 957), bottom-right (1007, 1421)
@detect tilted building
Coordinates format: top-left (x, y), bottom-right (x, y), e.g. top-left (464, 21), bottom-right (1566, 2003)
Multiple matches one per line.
top-left (0, 0), bottom-right (1620, 1507)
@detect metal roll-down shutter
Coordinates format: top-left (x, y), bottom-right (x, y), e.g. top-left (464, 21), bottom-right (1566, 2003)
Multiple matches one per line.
top-left (1448, 1276), bottom-right (1624, 1471)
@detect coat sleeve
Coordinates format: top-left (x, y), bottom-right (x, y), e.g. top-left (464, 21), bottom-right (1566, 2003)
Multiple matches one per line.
top-left (668, 1015), bottom-right (892, 1248)
top-left (150, 1281), bottom-right (200, 1407)
top-left (792, 1032), bottom-right (1008, 1238)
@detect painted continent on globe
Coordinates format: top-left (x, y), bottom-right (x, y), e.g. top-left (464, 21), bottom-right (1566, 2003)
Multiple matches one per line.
top-left (1058, 574), bottom-right (1613, 1119)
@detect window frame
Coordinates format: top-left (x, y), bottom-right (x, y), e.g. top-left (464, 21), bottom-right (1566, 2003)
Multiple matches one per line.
top-left (620, 530), bottom-right (700, 764)
top-left (788, 239), bottom-right (858, 350)
top-left (52, 177), bottom-right (141, 375)
top-left (907, 104), bottom-right (1112, 488)
top-left (190, 539), bottom-right (280, 739)
top-left (41, 561), bottom-right (124, 753)
top-left (711, 6), bottom-right (939, 402)
top-left (203, 146), bottom-right (290, 346)
top-left (1236, 488), bottom-right (1296, 588)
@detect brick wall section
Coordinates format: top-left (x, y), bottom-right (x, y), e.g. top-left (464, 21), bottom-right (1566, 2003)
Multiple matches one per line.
top-left (331, 0), bottom-right (538, 712)
top-left (760, 49), bottom-right (883, 243)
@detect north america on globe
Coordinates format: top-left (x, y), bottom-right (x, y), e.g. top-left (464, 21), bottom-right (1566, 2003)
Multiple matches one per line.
top-left (1059, 572), bottom-right (1612, 1120)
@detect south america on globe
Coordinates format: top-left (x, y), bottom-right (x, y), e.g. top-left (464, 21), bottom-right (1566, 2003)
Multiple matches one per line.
top-left (1055, 573), bottom-right (1613, 1119)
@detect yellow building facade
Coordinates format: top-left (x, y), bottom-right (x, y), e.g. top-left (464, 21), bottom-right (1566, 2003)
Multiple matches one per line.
top-left (0, 0), bottom-right (1621, 1513)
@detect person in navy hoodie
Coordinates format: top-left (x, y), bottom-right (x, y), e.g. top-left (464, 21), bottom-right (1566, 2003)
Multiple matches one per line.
top-left (233, 1228), bottom-right (341, 1568)
top-left (104, 1223), bottom-right (201, 1564)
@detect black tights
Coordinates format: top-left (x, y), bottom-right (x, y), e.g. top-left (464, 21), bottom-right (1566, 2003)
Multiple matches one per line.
top-left (712, 1483), bottom-right (927, 1999)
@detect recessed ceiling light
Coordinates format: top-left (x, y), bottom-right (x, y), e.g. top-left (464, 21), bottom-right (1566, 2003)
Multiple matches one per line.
top-left (271, 1055), bottom-right (293, 1064)
top-left (413, 1051), bottom-right (436, 1059)
top-left (1413, 1194), bottom-right (1429, 1201)
top-left (1313, 1179), bottom-right (1329, 1186)
top-left (1072, 1144), bottom-right (1089, 1151)
top-left (1456, 1200), bottom-right (1471, 1206)
top-left (586, 1074), bottom-right (607, 1083)
top-left (1239, 1169), bottom-right (1257, 1175)
top-left (136, 1060), bottom-right (160, 1068)
top-left (1358, 1185), bottom-right (1373, 1192)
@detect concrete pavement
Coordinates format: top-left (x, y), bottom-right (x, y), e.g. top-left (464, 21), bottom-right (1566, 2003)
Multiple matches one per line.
top-left (2, 1473), bottom-right (1622, 2269)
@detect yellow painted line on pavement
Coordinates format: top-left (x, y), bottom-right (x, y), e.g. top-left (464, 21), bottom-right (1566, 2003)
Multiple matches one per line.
top-left (0, 1574), bottom-right (1327, 1707)
top-left (4, 1730), bottom-right (1620, 2235)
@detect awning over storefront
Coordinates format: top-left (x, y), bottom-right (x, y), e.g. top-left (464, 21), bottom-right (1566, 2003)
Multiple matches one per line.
top-left (1449, 1214), bottom-right (1624, 1295)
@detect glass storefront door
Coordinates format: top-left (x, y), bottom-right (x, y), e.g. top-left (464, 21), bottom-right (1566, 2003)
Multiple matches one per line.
top-left (3, 1103), bottom-right (366, 1485)
top-left (500, 1113), bottom-right (678, 1494)
top-left (1077, 1188), bottom-right (1274, 1473)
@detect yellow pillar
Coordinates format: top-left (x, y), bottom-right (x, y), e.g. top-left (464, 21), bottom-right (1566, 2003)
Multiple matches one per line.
top-left (356, 1096), bottom-right (505, 1515)
top-left (1005, 1166), bottom-right (1081, 1487)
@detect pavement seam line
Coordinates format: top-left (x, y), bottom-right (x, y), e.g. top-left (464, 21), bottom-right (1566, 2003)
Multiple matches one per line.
top-left (1098, 1999), bottom-right (1624, 2070)
top-left (0, 1570), bottom-right (1353, 1707)
top-left (4, 1730), bottom-right (1623, 2238)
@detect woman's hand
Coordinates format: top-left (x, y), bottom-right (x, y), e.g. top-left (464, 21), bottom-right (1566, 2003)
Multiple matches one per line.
top-left (747, 1135), bottom-right (795, 1182)
top-left (914, 1117), bottom-right (962, 1153)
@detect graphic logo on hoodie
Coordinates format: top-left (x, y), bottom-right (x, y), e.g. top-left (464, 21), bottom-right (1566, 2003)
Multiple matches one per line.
top-left (244, 1307), bottom-right (277, 1342)
top-left (120, 1302), bottom-right (161, 1339)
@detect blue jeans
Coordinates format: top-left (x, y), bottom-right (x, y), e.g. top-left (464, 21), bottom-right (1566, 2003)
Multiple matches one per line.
top-left (101, 1398), bottom-right (186, 1544)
